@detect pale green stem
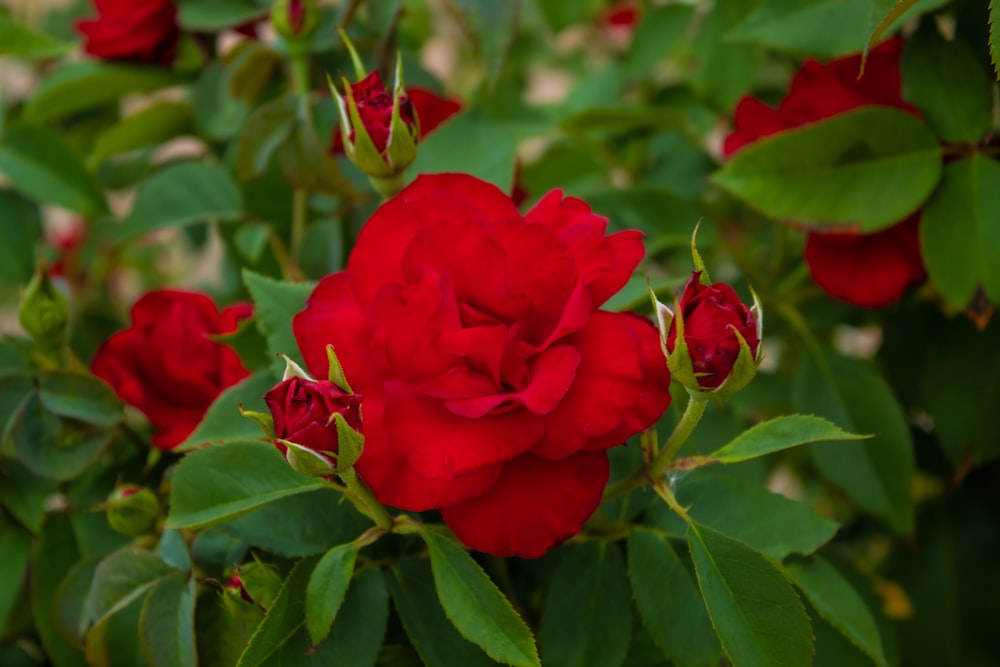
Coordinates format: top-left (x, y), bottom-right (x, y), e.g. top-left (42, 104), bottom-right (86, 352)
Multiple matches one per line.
top-left (339, 467), bottom-right (393, 531)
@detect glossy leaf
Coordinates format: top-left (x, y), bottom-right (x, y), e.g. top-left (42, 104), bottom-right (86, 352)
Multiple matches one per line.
top-left (688, 523), bottom-right (813, 667)
top-left (421, 528), bottom-right (539, 667)
top-left (713, 107), bottom-right (941, 232)
top-left (166, 440), bottom-right (325, 530)
top-left (794, 350), bottom-right (915, 534)
top-left (38, 371), bottom-right (123, 427)
top-left (786, 556), bottom-right (888, 667)
top-left (236, 556), bottom-right (318, 667)
top-left (242, 269), bottom-right (315, 377)
top-left (86, 548), bottom-right (172, 626)
top-left (0, 125), bottom-right (106, 217)
top-left (711, 414), bottom-right (868, 463)
top-left (139, 573), bottom-right (197, 667)
top-left (13, 393), bottom-right (112, 481)
top-left (175, 371), bottom-right (275, 452)
top-left (305, 543), bottom-right (359, 646)
top-left (627, 529), bottom-right (722, 667)
top-left (920, 154), bottom-right (1000, 308)
top-left (115, 161), bottom-right (244, 240)
top-left (540, 541), bottom-right (632, 667)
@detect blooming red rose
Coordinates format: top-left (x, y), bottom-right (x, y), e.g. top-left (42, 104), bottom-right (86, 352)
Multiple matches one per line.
top-left (264, 376), bottom-right (362, 461)
top-left (665, 272), bottom-right (760, 390)
top-left (293, 173), bottom-right (671, 558)
top-left (330, 81), bottom-right (461, 155)
top-left (77, 0), bottom-right (180, 66)
top-left (91, 290), bottom-right (251, 449)
top-left (723, 38), bottom-right (926, 308)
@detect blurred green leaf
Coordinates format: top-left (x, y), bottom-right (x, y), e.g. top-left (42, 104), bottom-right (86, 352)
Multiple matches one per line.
top-left (421, 528), bottom-right (539, 667)
top-left (386, 557), bottom-right (496, 667)
top-left (446, 0), bottom-right (519, 83)
top-left (992, 0), bottom-right (1000, 80)
top-left (0, 459), bottom-right (57, 533)
top-left (691, 0), bottom-right (758, 109)
top-left (786, 556), bottom-right (888, 667)
top-left (24, 62), bottom-right (177, 123)
top-left (236, 94), bottom-right (298, 181)
top-left (728, 0), bottom-right (869, 56)
top-left (116, 161), bottom-right (244, 240)
top-left (175, 371), bottom-right (275, 452)
top-left (0, 189), bottom-right (42, 284)
top-left (86, 548), bottom-right (172, 625)
top-left (242, 269), bottom-right (315, 377)
top-left (627, 5), bottom-right (694, 79)
top-left (920, 154), bottom-right (1000, 309)
top-left (540, 541), bottom-right (632, 667)
top-left (794, 350), bottom-right (915, 534)
top-left (38, 371), bottom-right (123, 427)
top-left (193, 60), bottom-right (249, 141)
top-left (410, 112), bottom-right (516, 193)
top-left (139, 573), bottom-right (197, 667)
top-left (33, 514), bottom-right (88, 667)
top-left (0, 510), bottom-right (31, 631)
top-left (901, 22), bottom-right (993, 144)
top-left (166, 440), bottom-right (325, 530)
top-left (297, 221), bottom-right (345, 279)
top-left (688, 523), bottom-right (813, 667)
top-left (13, 393), bottom-right (112, 481)
top-left (714, 107), bottom-right (941, 232)
top-left (0, 125), bottom-right (106, 217)
top-left (306, 543), bottom-right (359, 646)
top-left (535, 0), bottom-right (602, 32)
top-left (178, 0), bottom-right (270, 30)
top-left (711, 414), bottom-right (869, 463)
top-left (53, 558), bottom-right (100, 649)
top-left (0, 14), bottom-right (74, 58)
top-left (89, 102), bottom-right (194, 167)
top-left (236, 556), bottom-right (318, 667)
top-left (627, 529), bottom-right (722, 667)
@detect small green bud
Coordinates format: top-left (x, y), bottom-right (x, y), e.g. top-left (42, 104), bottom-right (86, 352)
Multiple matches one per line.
top-left (270, 0), bottom-right (320, 44)
top-left (19, 262), bottom-right (69, 354)
top-left (106, 485), bottom-right (160, 537)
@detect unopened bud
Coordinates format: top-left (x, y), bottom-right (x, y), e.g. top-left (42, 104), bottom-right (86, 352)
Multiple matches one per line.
top-left (106, 485), bottom-right (160, 536)
top-left (19, 262), bottom-right (69, 355)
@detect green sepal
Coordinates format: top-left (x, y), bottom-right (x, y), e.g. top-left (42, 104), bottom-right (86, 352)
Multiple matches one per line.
top-left (280, 353), bottom-right (313, 381)
top-left (239, 405), bottom-right (276, 440)
top-left (648, 280), bottom-right (672, 362)
top-left (708, 325), bottom-right (759, 398)
top-left (281, 438), bottom-right (337, 477)
top-left (326, 344), bottom-right (353, 393)
top-left (337, 29), bottom-right (367, 81)
top-left (663, 293), bottom-right (705, 392)
top-left (690, 222), bottom-right (711, 285)
top-left (332, 412), bottom-right (364, 473)
top-left (385, 52), bottom-right (419, 174)
top-left (19, 260), bottom-right (69, 358)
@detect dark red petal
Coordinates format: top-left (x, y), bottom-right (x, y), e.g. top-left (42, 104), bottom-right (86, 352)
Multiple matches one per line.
top-left (440, 451), bottom-right (609, 558)
top-left (408, 88), bottom-right (462, 136)
top-left (804, 214), bottom-right (925, 308)
top-left (723, 96), bottom-right (803, 156)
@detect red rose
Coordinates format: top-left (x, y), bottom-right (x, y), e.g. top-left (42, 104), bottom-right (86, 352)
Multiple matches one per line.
top-left (665, 273), bottom-right (760, 390)
top-left (330, 81), bottom-right (461, 155)
top-left (293, 173), bottom-right (671, 558)
top-left (723, 38), bottom-right (926, 308)
top-left (263, 377), bottom-right (362, 461)
top-left (91, 290), bottom-right (251, 450)
top-left (77, 0), bottom-right (180, 66)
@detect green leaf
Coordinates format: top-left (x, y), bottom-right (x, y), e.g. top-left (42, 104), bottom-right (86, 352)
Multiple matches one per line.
top-left (992, 0), bottom-right (1000, 80)
top-left (728, 0), bottom-right (869, 56)
top-left (53, 558), bottom-right (100, 648)
top-left (0, 14), bottom-right (74, 58)
top-left (115, 161), bottom-right (244, 240)
top-left (38, 371), bottom-right (123, 426)
top-left (627, 5), bottom-right (694, 80)
top-left (305, 543), bottom-right (359, 645)
top-left (166, 440), bottom-right (325, 530)
top-left (242, 269), bottom-right (315, 377)
top-left (650, 471), bottom-right (840, 560)
top-left (86, 548), bottom-right (172, 626)
top-left (175, 371), bottom-right (275, 452)
top-left (690, 0), bottom-right (758, 109)
top-left (447, 0), bottom-right (519, 84)
top-left (13, 393), bottom-right (113, 481)
top-left (139, 573), bottom-right (197, 667)
top-left (180, 0), bottom-right (270, 31)
top-left (793, 350), bottom-right (915, 534)
top-left (421, 528), bottom-right (539, 667)
top-left (24, 61), bottom-right (178, 123)
top-left (711, 414), bottom-right (869, 463)
top-left (786, 556), bottom-right (888, 667)
top-left (627, 529), bottom-right (722, 667)
top-left (901, 22), bottom-right (993, 144)
top-left (920, 154), bottom-right (1000, 308)
top-left (236, 94), bottom-right (298, 181)
top-left (0, 459), bottom-right (58, 533)
top-left (89, 102), bottom-right (194, 167)
top-left (688, 523), bottom-right (813, 667)
top-left (0, 511), bottom-right (32, 631)
top-left (713, 107), bottom-right (942, 232)
top-left (0, 189), bottom-right (42, 283)
top-left (386, 557), bottom-right (497, 667)
top-left (409, 111), bottom-right (517, 193)
top-left (540, 541), bottom-right (633, 667)
top-left (32, 515), bottom-right (89, 666)
top-left (193, 59), bottom-right (250, 141)
top-left (237, 556), bottom-right (318, 667)
top-left (0, 125), bottom-right (106, 217)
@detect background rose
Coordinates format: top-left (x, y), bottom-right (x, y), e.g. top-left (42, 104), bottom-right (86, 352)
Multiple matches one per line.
top-left (723, 38), bottom-right (927, 308)
top-left (264, 377), bottom-right (362, 460)
top-left (76, 0), bottom-right (180, 66)
top-left (294, 173), bottom-right (671, 558)
top-left (666, 272), bottom-right (760, 390)
top-left (91, 290), bottom-right (251, 449)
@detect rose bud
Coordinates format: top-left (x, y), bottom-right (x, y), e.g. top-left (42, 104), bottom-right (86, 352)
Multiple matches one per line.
top-left (270, 0), bottom-right (319, 43)
top-left (19, 261), bottom-right (70, 360)
top-left (224, 560), bottom-right (282, 610)
top-left (329, 35), bottom-right (419, 197)
top-left (263, 374), bottom-right (363, 477)
top-left (105, 484), bottom-right (160, 536)
top-left (656, 271), bottom-right (762, 396)
top-left (76, 0), bottom-right (180, 67)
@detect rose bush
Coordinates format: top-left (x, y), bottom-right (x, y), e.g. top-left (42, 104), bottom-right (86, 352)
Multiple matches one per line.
top-left (76, 0), bottom-right (180, 66)
top-left (724, 38), bottom-right (927, 308)
top-left (263, 376), bottom-right (362, 465)
top-left (91, 290), bottom-right (251, 449)
top-left (293, 173), bottom-right (671, 557)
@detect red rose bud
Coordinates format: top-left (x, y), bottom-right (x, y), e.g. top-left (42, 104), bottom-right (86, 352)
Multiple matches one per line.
top-left (329, 41), bottom-right (419, 196)
top-left (660, 272), bottom-right (762, 395)
top-left (106, 484), bottom-right (160, 536)
top-left (263, 375), bottom-right (363, 477)
top-left (76, 0), bottom-right (180, 66)
top-left (271, 0), bottom-right (318, 42)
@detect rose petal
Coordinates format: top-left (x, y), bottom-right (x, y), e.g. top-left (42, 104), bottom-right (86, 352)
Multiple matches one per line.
top-left (293, 273), bottom-right (375, 383)
top-left (440, 451), bottom-right (609, 558)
